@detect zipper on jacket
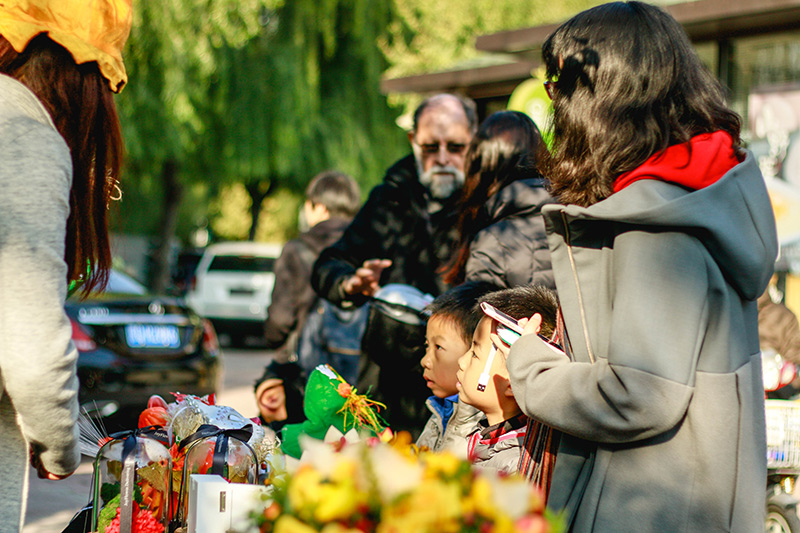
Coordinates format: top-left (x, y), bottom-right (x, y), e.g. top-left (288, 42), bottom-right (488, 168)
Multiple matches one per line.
top-left (562, 211), bottom-right (596, 364)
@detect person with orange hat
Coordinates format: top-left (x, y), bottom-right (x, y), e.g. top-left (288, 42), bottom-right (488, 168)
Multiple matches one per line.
top-left (0, 1), bottom-right (132, 529)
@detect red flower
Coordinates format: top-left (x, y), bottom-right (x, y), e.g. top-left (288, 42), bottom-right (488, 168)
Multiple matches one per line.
top-left (104, 502), bottom-right (164, 533)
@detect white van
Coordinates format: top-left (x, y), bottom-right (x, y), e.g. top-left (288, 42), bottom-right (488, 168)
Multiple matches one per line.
top-left (186, 241), bottom-right (283, 346)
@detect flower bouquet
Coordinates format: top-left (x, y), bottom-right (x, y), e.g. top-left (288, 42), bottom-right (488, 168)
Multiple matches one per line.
top-left (251, 433), bottom-right (565, 533)
top-left (77, 393), bottom-right (280, 533)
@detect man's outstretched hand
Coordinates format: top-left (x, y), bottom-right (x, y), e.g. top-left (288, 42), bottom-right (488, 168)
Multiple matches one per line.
top-left (342, 259), bottom-right (392, 297)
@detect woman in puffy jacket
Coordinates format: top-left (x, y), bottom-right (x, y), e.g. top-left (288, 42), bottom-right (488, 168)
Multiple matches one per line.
top-left (442, 110), bottom-right (555, 289)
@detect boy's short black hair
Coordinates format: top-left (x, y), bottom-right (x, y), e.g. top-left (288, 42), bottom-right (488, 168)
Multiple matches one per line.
top-left (425, 281), bottom-right (499, 344)
top-left (479, 284), bottom-right (559, 339)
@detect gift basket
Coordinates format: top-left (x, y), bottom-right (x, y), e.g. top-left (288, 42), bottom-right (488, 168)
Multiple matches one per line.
top-left (171, 423), bottom-right (259, 529)
top-left (90, 427), bottom-right (172, 533)
top-left (71, 393), bottom-right (279, 533)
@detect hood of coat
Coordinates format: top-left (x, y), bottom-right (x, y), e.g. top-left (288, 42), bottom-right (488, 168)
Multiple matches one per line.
top-left (543, 152), bottom-right (778, 300)
top-left (481, 177), bottom-right (551, 226)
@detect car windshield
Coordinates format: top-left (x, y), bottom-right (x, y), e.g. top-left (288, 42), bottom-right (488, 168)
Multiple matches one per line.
top-left (208, 255), bottom-right (276, 272)
top-left (105, 270), bottom-right (147, 295)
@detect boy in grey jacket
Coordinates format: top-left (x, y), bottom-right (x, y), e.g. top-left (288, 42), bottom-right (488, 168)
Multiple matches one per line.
top-left (416, 282), bottom-right (496, 456)
top-left (457, 286), bottom-right (558, 475)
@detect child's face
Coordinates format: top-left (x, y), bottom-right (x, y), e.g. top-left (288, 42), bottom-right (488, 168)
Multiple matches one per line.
top-left (421, 314), bottom-right (470, 398)
top-left (456, 317), bottom-right (509, 413)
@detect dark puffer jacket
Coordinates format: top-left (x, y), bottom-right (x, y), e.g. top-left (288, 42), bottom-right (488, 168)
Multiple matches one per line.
top-left (465, 177), bottom-right (555, 289)
top-left (312, 154), bottom-right (460, 306)
top-left (311, 154), bottom-right (461, 435)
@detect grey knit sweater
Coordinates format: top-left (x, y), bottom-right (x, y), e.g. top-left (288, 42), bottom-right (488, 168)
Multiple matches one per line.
top-left (0, 73), bottom-right (80, 532)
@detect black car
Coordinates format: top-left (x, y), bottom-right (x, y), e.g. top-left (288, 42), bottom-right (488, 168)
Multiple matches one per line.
top-left (66, 270), bottom-right (222, 429)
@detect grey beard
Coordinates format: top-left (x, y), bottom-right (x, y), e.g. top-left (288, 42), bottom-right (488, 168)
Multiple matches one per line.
top-left (418, 164), bottom-right (465, 199)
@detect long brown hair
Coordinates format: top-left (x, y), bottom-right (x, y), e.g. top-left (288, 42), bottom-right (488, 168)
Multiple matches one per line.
top-left (540, 2), bottom-right (740, 207)
top-left (442, 111), bottom-right (543, 285)
top-left (0, 34), bottom-right (123, 294)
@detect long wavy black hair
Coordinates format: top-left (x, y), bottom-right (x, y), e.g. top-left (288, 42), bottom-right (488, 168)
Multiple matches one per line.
top-left (442, 110), bottom-right (542, 284)
top-left (540, 1), bottom-right (741, 207)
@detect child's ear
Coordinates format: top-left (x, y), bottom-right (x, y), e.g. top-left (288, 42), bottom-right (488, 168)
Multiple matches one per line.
top-left (494, 375), bottom-right (515, 398)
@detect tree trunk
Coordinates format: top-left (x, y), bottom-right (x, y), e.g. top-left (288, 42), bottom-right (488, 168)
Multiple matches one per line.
top-left (151, 159), bottom-right (184, 293)
top-left (245, 179), bottom-right (273, 241)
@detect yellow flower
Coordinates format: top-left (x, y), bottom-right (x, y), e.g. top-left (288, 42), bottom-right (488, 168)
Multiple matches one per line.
top-left (321, 524), bottom-right (362, 533)
top-left (330, 458), bottom-right (359, 484)
top-left (379, 479), bottom-right (462, 532)
top-left (466, 476), bottom-right (497, 518)
top-left (420, 451), bottom-right (462, 478)
top-left (288, 466), bottom-right (325, 520)
top-left (274, 515), bottom-right (318, 533)
top-left (314, 478), bottom-right (364, 523)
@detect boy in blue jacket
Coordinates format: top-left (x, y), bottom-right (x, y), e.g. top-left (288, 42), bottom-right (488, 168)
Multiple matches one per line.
top-left (415, 282), bottom-right (497, 456)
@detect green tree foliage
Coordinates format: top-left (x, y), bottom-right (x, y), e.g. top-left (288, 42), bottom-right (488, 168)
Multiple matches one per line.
top-left (382, 0), bottom-right (606, 78)
top-left (115, 0), bottom-right (405, 289)
top-left (201, 0), bottom-right (407, 241)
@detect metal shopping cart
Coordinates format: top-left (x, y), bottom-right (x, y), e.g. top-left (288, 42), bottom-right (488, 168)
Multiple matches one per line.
top-left (766, 399), bottom-right (800, 532)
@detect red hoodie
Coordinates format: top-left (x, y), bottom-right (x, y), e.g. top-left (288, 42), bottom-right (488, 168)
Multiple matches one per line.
top-left (613, 131), bottom-right (740, 193)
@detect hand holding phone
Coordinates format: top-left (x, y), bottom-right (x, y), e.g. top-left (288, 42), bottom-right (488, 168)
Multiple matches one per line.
top-left (480, 301), bottom-right (563, 351)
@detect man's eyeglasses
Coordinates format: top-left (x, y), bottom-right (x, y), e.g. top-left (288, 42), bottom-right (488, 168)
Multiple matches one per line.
top-left (417, 142), bottom-right (467, 155)
top-left (544, 80), bottom-right (557, 100)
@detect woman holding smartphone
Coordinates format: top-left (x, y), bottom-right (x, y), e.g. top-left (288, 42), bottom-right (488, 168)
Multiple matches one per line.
top-left (502, 3), bottom-right (777, 531)
top-left (442, 110), bottom-right (555, 289)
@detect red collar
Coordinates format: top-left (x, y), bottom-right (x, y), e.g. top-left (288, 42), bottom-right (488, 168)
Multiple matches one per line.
top-left (613, 131), bottom-right (740, 193)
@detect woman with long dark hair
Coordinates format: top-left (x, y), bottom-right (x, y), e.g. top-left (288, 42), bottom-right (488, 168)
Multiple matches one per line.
top-left (443, 110), bottom-right (554, 289)
top-left (0, 2), bottom-right (130, 529)
top-left (501, 3), bottom-right (777, 531)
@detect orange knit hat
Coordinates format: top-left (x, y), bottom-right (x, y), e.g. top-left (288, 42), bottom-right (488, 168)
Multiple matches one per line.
top-left (0, 0), bottom-right (132, 92)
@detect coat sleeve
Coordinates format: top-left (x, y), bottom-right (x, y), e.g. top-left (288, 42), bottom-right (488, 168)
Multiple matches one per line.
top-left (264, 241), bottom-right (303, 350)
top-left (507, 232), bottom-right (707, 444)
top-left (0, 120), bottom-right (80, 476)
top-left (311, 184), bottom-right (397, 307)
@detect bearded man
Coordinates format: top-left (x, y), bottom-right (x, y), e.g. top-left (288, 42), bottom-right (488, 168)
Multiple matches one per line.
top-left (311, 93), bottom-right (477, 435)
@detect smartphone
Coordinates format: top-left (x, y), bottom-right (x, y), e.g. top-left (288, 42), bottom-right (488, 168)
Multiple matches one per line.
top-left (480, 301), bottom-right (564, 351)
top-left (480, 302), bottom-right (523, 334)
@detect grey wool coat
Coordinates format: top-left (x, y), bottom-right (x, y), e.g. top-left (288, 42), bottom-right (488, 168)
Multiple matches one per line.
top-left (0, 74), bottom-right (81, 532)
top-left (508, 152), bottom-right (777, 532)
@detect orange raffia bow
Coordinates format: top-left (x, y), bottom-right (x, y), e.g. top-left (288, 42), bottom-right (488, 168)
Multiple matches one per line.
top-left (333, 373), bottom-right (387, 434)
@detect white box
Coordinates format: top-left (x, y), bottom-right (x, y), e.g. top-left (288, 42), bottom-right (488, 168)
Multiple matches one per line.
top-left (187, 475), bottom-right (271, 533)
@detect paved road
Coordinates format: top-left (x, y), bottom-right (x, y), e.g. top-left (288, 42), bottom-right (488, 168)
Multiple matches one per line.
top-left (22, 346), bottom-right (273, 533)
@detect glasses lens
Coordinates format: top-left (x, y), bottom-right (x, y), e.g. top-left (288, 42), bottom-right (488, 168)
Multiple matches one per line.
top-left (419, 142), bottom-right (466, 155)
top-left (446, 143), bottom-right (466, 154)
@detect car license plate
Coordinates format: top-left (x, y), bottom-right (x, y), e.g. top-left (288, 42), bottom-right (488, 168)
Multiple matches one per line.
top-left (230, 287), bottom-right (255, 296)
top-left (125, 324), bottom-right (180, 348)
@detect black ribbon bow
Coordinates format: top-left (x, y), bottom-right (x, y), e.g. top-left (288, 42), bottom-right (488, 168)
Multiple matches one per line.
top-left (105, 426), bottom-right (170, 533)
top-left (178, 424), bottom-right (254, 477)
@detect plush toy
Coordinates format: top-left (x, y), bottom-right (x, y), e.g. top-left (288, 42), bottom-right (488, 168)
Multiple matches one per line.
top-left (281, 364), bottom-right (387, 459)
